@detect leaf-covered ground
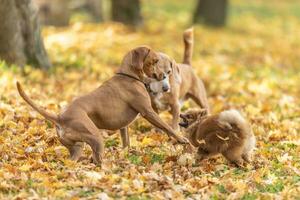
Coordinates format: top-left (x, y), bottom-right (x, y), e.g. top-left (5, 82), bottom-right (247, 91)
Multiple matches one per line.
top-left (1, 0), bottom-right (300, 199)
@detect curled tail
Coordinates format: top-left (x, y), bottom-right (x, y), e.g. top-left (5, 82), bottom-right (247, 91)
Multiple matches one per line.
top-left (218, 110), bottom-right (247, 130)
top-left (217, 110), bottom-right (250, 140)
top-left (183, 27), bottom-right (194, 65)
top-left (16, 81), bottom-right (59, 124)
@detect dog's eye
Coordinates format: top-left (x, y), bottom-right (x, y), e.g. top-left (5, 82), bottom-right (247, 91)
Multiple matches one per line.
top-left (167, 70), bottom-right (171, 74)
top-left (154, 59), bottom-right (159, 64)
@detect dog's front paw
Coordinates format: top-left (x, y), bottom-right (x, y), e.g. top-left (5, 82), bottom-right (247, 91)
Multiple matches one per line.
top-left (176, 136), bottom-right (190, 144)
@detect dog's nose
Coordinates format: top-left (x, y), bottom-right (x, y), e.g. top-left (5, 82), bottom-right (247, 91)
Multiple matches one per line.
top-left (162, 85), bottom-right (169, 92)
top-left (179, 121), bottom-right (189, 128)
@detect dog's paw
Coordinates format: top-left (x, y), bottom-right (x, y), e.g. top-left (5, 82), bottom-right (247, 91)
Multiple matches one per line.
top-left (232, 159), bottom-right (245, 168)
top-left (176, 136), bottom-right (190, 144)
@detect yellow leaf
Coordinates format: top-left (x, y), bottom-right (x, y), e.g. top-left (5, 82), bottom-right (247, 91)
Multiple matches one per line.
top-left (19, 164), bottom-right (31, 172)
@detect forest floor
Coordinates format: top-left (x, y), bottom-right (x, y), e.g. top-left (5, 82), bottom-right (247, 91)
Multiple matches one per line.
top-left (1, 0), bottom-right (300, 199)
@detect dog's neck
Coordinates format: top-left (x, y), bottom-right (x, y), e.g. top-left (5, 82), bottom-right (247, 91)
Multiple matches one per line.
top-left (186, 119), bottom-right (201, 136)
top-left (186, 115), bottom-right (208, 138)
top-left (118, 52), bottom-right (144, 81)
top-left (118, 65), bottom-right (142, 81)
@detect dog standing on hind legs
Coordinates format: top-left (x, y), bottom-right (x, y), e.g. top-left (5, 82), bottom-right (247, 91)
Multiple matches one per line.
top-left (17, 46), bottom-right (189, 166)
top-left (147, 28), bottom-right (210, 131)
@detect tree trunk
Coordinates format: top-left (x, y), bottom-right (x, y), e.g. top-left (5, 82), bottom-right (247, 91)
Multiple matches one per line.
top-left (86, 0), bottom-right (103, 22)
top-left (0, 0), bottom-right (51, 69)
top-left (111, 0), bottom-right (143, 27)
top-left (34, 0), bottom-right (70, 26)
top-left (193, 0), bottom-right (228, 27)
top-left (0, 0), bottom-right (26, 66)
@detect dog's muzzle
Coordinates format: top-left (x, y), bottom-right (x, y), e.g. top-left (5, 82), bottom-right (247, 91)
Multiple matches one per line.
top-left (148, 76), bottom-right (170, 94)
top-left (179, 114), bottom-right (189, 128)
top-left (162, 84), bottom-right (169, 92)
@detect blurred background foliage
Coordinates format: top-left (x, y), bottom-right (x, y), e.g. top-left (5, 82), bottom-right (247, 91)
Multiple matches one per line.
top-left (39, 0), bottom-right (300, 73)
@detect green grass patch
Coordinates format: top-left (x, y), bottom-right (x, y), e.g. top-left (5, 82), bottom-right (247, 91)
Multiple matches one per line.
top-left (128, 154), bottom-right (142, 165)
top-left (241, 193), bottom-right (257, 200)
top-left (256, 181), bottom-right (284, 193)
top-left (105, 138), bottom-right (119, 148)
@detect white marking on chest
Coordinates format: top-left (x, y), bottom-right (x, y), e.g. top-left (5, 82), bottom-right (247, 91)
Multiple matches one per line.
top-left (152, 93), bottom-right (169, 111)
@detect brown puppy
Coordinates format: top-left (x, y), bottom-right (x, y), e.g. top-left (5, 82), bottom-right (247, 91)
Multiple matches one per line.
top-left (179, 109), bottom-right (256, 166)
top-left (17, 46), bottom-right (189, 166)
top-left (147, 28), bottom-right (210, 131)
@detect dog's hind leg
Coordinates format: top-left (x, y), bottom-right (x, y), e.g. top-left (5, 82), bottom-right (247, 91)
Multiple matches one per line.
top-left (63, 130), bottom-right (104, 165)
top-left (80, 133), bottom-right (104, 165)
top-left (56, 126), bottom-right (83, 162)
top-left (120, 127), bottom-right (130, 148)
top-left (71, 111), bottom-right (105, 165)
top-left (189, 79), bottom-right (210, 113)
top-left (69, 142), bottom-right (84, 161)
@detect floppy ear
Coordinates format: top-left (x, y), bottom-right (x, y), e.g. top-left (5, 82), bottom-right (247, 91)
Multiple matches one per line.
top-left (131, 49), bottom-right (144, 70)
top-left (171, 60), bottom-right (182, 84)
top-left (199, 109), bottom-right (208, 117)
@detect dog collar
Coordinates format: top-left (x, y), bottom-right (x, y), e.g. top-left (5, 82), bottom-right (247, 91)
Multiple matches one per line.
top-left (116, 48), bottom-right (151, 91)
top-left (116, 72), bottom-right (150, 90)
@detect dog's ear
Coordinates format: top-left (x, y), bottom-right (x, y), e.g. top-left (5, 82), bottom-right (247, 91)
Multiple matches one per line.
top-left (199, 109), bottom-right (208, 117)
top-left (170, 60), bottom-right (182, 84)
top-left (131, 47), bottom-right (150, 70)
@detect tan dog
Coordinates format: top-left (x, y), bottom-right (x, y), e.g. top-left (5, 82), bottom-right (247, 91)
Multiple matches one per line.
top-left (17, 46), bottom-right (189, 166)
top-left (147, 28), bottom-right (210, 131)
top-left (179, 109), bottom-right (256, 166)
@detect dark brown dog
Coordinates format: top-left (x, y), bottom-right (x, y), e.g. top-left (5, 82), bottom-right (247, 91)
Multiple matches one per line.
top-left (17, 46), bottom-right (189, 166)
top-left (180, 109), bottom-right (256, 166)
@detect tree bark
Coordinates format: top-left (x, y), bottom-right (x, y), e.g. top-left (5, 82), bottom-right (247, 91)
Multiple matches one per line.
top-left (34, 0), bottom-right (70, 26)
top-left (193, 0), bottom-right (228, 27)
top-left (0, 0), bottom-right (26, 66)
top-left (86, 0), bottom-right (103, 22)
top-left (0, 0), bottom-right (51, 69)
top-left (111, 0), bottom-right (143, 27)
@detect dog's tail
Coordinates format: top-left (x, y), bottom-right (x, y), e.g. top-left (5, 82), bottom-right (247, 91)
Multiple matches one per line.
top-left (217, 110), bottom-right (250, 141)
top-left (16, 81), bottom-right (59, 124)
top-left (219, 109), bottom-right (256, 151)
top-left (183, 27), bottom-right (194, 65)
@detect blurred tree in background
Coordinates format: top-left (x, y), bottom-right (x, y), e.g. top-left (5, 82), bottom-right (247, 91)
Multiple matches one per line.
top-left (34, 0), bottom-right (230, 28)
top-left (33, 0), bottom-right (143, 27)
top-left (34, 0), bottom-right (71, 26)
top-left (0, 0), bottom-right (231, 69)
top-left (111, 0), bottom-right (143, 27)
top-left (83, 0), bottom-right (103, 22)
top-left (34, 0), bottom-right (103, 26)
top-left (0, 0), bottom-right (51, 69)
top-left (70, 0), bottom-right (103, 22)
top-left (193, 0), bottom-right (228, 26)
